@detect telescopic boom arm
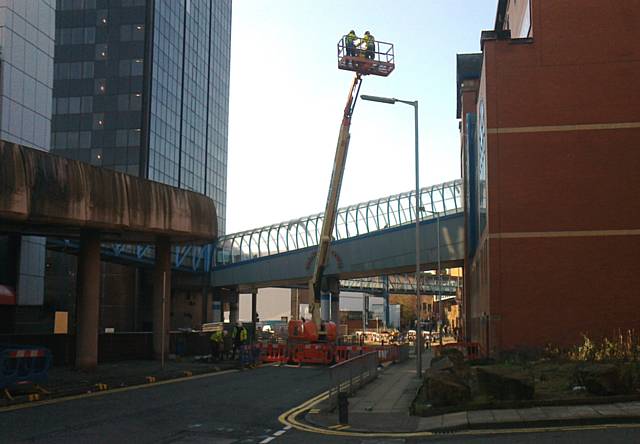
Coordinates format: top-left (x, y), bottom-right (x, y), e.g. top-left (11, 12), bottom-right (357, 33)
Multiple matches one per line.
top-left (309, 73), bottom-right (363, 331)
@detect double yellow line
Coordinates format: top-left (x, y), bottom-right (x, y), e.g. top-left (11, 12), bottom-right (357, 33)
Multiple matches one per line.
top-left (278, 393), bottom-right (640, 438)
top-left (278, 390), bottom-right (439, 438)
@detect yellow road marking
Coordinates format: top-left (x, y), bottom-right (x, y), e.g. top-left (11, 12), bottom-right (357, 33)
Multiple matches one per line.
top-left (0, 369), bottom-right (237, 413)
top-left (278, 391), bottom-right (640, 438)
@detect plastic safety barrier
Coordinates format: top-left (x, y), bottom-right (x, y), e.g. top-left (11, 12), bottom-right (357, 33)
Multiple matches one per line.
top-left (260, 343), bottom-right (288, 363)
top-left (0, 345), bottom-right (52, 390)
top-left (239, 344), bottom-right (262, 367)
top-left (335, 345), bottom-right (363, 363)
top-left (291, 343), bottom-right (333, 365)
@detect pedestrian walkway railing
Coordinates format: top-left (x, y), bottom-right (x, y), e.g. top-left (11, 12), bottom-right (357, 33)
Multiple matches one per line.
top-left (327, 351), bottom-right (378, 411)
top-left (0, 345), bottom-right (52, 397)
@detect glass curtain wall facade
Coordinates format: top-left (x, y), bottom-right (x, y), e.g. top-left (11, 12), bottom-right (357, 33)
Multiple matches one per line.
top-left (52, 0), bottom-right (231, 233)
top-left (0, 0), bottom-right (55, 313)
top-left (148, 0), bottom-right (230, 234)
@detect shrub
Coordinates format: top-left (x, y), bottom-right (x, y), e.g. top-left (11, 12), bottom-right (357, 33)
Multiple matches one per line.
top-left (567, 331), bottom-right (640, 363)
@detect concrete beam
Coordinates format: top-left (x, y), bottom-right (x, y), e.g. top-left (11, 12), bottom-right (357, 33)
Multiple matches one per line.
top-left (0, 141), bottom-right (217, 243)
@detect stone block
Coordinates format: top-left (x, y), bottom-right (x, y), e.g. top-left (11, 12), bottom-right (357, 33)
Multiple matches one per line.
top-left (425, 370), bottom-right (471, 407)
top-left (576, 364), bottom-right (622, 396)
top-left (476, 367), bottom-right (534, 401)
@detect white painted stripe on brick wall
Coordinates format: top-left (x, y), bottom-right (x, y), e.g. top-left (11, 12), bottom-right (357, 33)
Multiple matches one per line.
top-left (487, 122), bottom-right (640, 135)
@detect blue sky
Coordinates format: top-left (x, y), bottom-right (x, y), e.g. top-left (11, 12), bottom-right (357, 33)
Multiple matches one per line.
top-left (226, 0), bottom-right (497, 233)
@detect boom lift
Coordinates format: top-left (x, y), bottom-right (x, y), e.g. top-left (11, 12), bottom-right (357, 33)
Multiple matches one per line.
top-left (294, 36), bottom-right (395, 352)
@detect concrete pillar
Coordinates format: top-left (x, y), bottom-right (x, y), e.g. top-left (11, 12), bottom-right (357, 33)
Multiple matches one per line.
top-left (330, 290), bottom-right (340, 324)
top-left (75, 230), bottom-right (101, 370)
top-left (229, 290), bottom-right (239, 324)
top-left (290, 289), bottom-right (299, 321)
top-left (251, 289), bottom-right (258, 323)
top-left (320, 292), bottom-right (330, 321)
top-left (153, 236), bottom-right (171, 360)
top-left (211, 288), bottom-right (223, 322)
top-left (382, 275), bottom-right (390, 328)
top-left (201, 287), bottom-right (209, 324)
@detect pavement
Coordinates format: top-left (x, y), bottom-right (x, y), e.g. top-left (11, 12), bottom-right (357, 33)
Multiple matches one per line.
top-left (304, 350), bottom-right (640, 434)
top-left (1, 357), bottom-right (240, 407)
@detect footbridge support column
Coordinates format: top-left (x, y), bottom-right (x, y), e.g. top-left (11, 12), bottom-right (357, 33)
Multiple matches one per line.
top-left (324, 277), bottom-right (340, 324)
top-left (383, 275), bottom-right (390, 328)
top-left (212, 288), bottom-right (223, 322)
top-left (330, 289), bottom-right (340, 325)
top-left (75, 230), bottom-right (101, 370)
top-left (229, 290), bottom-right (239, 324)
top-left (251, 289), bottom-right (258, 324)
top-left (153, 236), bottom-right (172, 360)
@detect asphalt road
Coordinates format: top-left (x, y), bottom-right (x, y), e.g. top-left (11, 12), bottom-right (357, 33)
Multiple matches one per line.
top-left (2, 364), bottom-right (640, 444)
top-left (0, 365), bottom-right (327, 444)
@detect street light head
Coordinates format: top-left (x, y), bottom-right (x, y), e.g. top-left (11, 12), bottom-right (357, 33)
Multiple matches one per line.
top-left (361, 95), bottom-right (396, 105)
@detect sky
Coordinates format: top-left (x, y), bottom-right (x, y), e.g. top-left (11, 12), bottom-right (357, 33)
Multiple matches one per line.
top-left (226, 0), bottom-right (498, 233)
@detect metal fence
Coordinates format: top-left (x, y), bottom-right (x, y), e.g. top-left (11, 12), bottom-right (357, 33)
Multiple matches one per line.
top-left (327, 351), bottom-right (378, 411)
top-left (397, 345), bottom-right (410, 362)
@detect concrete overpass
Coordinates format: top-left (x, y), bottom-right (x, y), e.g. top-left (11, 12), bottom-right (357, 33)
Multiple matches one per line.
top-left (0, 141), bottom-right (217, 369)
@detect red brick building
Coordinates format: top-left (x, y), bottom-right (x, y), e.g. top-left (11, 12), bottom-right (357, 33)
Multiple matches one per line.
top-left (458, 0), bottom-right (640, 354)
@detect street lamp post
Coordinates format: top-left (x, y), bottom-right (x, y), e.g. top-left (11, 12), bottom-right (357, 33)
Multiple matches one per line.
top-left (425, 209), bottom-right (442, 346)
top-left (361, 94), bottom-right (422, 378)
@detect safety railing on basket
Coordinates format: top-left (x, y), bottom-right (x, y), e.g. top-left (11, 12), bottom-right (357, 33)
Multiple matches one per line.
top-left (327, 351), bottom-right (378, 411)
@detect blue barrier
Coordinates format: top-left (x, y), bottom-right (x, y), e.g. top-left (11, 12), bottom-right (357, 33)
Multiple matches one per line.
top-left (0, 345), bottom-right (52, 391)
top-left (239, 344), bottom-right (261, 367)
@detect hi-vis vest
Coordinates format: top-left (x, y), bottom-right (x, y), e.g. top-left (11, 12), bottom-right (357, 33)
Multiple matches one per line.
top-left (346, 32), bottom-right (356, 44)
top-left (233, 327), bottom-right (247, 341)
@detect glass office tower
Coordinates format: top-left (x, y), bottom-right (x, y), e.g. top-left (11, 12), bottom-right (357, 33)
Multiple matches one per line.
top-left (0, 0), bottom-right (54, 326)
top-left (52, 0), bottom-right (231, 233)
top-left (46, 0), bottom-right (231, 333)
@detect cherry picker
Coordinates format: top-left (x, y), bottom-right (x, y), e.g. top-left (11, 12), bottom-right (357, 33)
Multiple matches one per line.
top-left (287, 36), bottom-right (395, 364)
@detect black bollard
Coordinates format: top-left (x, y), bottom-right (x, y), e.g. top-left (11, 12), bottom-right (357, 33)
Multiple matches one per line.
top-left (338, 391), bottom-right (349, 424)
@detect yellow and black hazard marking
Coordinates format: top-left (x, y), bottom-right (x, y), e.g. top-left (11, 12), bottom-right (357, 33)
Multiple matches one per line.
top-left (182, 371), bottom-right (193, 377)
top-left (94, 383), bottom-right (108, 391)
top-left (0, 369), bottom-right (238, 413)
top-left (145, 376), bottom-right (156, 383)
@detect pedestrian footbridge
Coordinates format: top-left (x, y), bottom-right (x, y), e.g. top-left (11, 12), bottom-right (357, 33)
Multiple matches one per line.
top-left (211, 179), bottom-right (464, 288)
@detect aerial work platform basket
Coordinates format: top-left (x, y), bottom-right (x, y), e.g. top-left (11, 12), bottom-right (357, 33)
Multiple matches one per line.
top-left (337, 35), bottom-right (395, 77)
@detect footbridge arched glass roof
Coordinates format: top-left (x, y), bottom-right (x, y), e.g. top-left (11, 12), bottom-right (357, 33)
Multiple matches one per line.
top-left (216, 179), bottom-right (462, 266)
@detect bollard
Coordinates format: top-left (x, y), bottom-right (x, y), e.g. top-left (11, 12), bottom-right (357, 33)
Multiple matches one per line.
top-left (338, 391), bottom-right (349, 425)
